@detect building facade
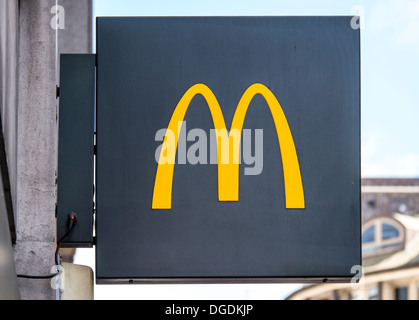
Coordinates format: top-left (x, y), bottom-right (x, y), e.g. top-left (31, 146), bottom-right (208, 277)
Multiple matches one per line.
top-left (362, 178), bottom-right (419, 222)
top-left (288, 178), bottom-right (419, 300)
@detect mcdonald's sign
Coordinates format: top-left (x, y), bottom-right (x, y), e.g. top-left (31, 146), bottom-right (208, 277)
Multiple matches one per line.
top-left (152, 83), bottom-right (305, 210)
top-left (94, 17), bottom-right (361, 283)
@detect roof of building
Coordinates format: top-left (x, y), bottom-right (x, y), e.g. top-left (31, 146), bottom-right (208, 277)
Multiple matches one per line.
top-left (364, 213), bottom-right (419, 273)
top-left (286, 212), bottom-right (419, 300)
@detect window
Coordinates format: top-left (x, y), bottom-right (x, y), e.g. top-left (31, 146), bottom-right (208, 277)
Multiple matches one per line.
top-left (382, 223), bottom-right (399, 240)
top-left (362, 218), bottom-right (404, 256)
top-left (362, 226), bottom-right (375, 244)
top-left (395, 286), bottom-right (408, 300)
top-left (367, 200), bottom-right (376, 208)
top-left (368, 287), bottom-right (379, 300)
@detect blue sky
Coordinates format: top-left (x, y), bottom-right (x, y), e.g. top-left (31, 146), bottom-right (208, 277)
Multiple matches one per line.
top-left (81, 0), bottom-right (419, 300)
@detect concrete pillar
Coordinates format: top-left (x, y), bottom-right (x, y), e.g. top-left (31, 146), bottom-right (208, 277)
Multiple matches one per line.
top-left (408, 281), bottom-right (418, 300)
top-left (381, 282), bottom-right (394, 300)
top-left (0, 0), bottom-right (18, 241)
top-left (13, 0), bottom-right (57, 300)
top-left (1, 0), bottom-right (93, 300)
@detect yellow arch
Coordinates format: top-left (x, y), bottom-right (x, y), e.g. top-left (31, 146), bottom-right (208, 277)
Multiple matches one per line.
top-left (232, 83), bottom-right (305, 208)
top-left (152, 83), bottom-right (305, 209)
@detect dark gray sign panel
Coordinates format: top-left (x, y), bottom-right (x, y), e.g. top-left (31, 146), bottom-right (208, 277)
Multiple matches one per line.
top-left (57, 54), bottom-right (95, 247)
top-left (95, 17), bottom-right (360, 283)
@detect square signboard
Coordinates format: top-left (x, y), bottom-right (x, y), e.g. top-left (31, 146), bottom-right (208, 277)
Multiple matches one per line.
top-left (95, 17), bottom-right (361, 283)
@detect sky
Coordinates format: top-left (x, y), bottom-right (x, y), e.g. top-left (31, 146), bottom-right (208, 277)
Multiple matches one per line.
top-left (74, 0), bottom-right (419, 300)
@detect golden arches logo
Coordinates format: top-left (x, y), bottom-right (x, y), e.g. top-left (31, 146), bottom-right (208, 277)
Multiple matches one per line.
top-left (152, 83), bottom-right (305, 210)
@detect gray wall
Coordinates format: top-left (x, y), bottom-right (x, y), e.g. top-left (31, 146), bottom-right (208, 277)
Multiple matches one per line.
top-left (0, 0), bottom-right (18, 240)
top-left (0, 0), bottom-right (93, 300)
top-left (14, 0), bottom-right (58, 300)
top-left (0, 0), bottom-right (20, 300)
top-left (11, 0), bottom-right (92, 300)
